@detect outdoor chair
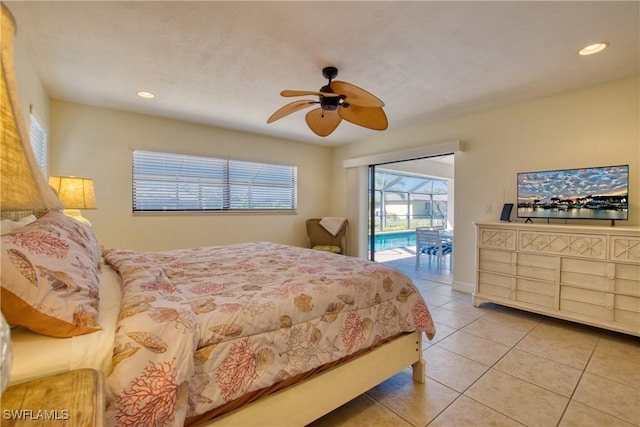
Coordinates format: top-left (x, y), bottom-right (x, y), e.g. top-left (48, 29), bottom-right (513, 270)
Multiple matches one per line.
top-left (415, 227), bottom-right (452, 270)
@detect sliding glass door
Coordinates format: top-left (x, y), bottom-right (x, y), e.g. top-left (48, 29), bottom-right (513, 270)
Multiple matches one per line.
top-left (368, 155), bottom-right (454, 261)
top-left (369, 164), bottom-right (377, 260)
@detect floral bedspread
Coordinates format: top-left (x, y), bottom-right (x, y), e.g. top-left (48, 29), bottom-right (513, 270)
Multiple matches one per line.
top-left (103, 242), bottom-right (436, 427)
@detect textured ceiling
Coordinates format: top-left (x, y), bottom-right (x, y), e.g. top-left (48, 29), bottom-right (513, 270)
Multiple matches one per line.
top-left (5, 1), bottom-right (639, 146)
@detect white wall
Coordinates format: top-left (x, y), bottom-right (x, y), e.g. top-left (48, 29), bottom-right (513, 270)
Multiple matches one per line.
top-left (13, 25), bottom-right (50, 139)
top-left (49, 101), bottom-right (333, 251)
top-left (332, 76), bottom-right (639, 292)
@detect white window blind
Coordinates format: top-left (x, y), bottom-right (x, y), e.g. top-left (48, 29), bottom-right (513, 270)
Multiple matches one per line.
top-left (29, 106), bottom-right (47, 176)
top-left (132, 150), bottom-right (297, 212)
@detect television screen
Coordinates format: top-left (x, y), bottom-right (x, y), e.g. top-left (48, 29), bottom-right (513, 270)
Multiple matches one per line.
top-left (517, 165), bottom-right (629, 221)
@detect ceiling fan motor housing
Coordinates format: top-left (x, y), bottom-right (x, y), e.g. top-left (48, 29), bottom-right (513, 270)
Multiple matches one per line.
top-left (320, 94), bottom-right (340, 111)
top-left (319, 83), bottom-right (348, 111)
top-left (320, 68), bottom-right (340, 110)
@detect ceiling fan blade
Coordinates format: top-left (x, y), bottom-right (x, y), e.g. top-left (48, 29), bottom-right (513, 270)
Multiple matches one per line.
top-left (281, 90), bottom-right (339, 98)
top-left (338, 105), bottom-right (388, 131)
top-left (305, 108), bottom-right (342, 137)
top-left (330, 81), bottom-right (385, 107)
top-left (267, 100), bottom-right (316, 123)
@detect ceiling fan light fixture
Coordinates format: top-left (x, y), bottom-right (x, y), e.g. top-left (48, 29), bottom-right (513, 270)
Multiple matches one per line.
top-left (579, 42), bottom-right (609, 56)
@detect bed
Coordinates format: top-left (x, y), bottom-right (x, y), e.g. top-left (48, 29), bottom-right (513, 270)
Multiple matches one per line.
top-left (1, 211), bottom-right (436, 427)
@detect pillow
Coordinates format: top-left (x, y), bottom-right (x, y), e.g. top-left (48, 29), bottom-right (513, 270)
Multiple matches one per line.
top-left (1, 211), bottom-right (101, 337)
top-left (31, 211), bottom-right (102, 269)
top-left (0, 215), bottom-right (37, 235)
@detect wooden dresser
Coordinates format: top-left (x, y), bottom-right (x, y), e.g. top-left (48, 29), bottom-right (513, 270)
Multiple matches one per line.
top-left (474, 222), bottom-right (640, 336)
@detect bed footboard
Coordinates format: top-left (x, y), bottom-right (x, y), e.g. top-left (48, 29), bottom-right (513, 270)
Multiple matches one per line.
top-left (202, 331), bottom-right (425, 426)
top-left (412, 348), bottom-right (426, 384)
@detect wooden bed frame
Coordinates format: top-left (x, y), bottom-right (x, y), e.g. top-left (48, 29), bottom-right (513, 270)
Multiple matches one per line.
top-left (204, 331), bottom-right (425, 426)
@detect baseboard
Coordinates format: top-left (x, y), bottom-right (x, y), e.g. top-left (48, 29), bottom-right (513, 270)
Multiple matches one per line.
top-left (452, 280), bottom-right (474, 294)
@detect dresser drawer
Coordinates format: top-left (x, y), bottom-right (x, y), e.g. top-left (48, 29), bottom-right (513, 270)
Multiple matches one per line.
top-left (478, 228), bottom-right (516, 250)
top-left (516, 277), bottom-right (555, 308)
top-left (560, 286), bottom-right (613, 321)
top-left (610, 235), bottom-right (640, 263)
top-left (519, 231), bottom-right (606, 260)
top-left (478, 271), bottom-right (512, 299)
top-left (561, 258), bottom-right (613, 291)
top-left (616, 294), bottom-right (639, 312)
top-left (517, 253), bottom-right (557, 281)
top-left (479, 248), bottom-right (514, 274)
top-left (615, 263), bottom-right (640, 297)
top-left (615, 306), bottom-right (640, 329)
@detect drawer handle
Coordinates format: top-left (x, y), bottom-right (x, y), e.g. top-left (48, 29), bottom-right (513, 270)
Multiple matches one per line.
top-left (607, 274), bottom-right (615, 280)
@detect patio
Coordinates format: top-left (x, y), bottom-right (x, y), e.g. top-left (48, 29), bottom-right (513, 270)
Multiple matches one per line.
top-left (376, 245), bottom-right (453, 285)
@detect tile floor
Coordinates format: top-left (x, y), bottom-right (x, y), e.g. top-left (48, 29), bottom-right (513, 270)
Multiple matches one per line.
top-left (308, 252), bottom-right (640, 427)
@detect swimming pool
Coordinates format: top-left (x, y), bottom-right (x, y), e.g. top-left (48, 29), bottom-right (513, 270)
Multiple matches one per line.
top-left (370, 230), bottom-right (416, 251)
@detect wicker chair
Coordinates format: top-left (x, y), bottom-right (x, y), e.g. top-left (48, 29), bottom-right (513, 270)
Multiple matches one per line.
top-left (305, 218), bottom-right (348, 254)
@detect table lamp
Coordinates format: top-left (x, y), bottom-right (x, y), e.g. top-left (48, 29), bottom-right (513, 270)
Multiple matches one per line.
top-left (48, 176), bottom-right (97, 227)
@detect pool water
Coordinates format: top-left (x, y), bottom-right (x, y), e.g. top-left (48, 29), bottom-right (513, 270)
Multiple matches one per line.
top-left (370, 231), bottom-right (416, 251)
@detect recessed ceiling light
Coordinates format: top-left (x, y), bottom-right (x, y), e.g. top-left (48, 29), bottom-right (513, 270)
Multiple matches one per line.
top-left (137, 91), bottom-right (155, 99)
top-left (579, 42), bottom-right (609, 56)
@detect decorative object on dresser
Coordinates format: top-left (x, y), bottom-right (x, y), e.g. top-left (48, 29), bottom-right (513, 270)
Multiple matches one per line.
top-left (48, 176), bottom-right (97, 227)
top-left (500, 203), bottom-right (513, 222)
top-left (474, 222), bottom-right (640, 336)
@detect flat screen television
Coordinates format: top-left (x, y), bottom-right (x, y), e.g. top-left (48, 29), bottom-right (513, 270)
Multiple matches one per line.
top-left (517, 165), bottom-right (629, 223)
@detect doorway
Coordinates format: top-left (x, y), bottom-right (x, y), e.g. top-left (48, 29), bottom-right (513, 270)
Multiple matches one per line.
top-left (368, 155), bottom-right (454, 262)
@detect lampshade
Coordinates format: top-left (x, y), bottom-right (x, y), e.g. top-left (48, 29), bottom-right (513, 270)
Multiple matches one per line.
top-left (1, 4), bottom-right (63, 212)
top-left (48, 176), bottom-right (97, 210)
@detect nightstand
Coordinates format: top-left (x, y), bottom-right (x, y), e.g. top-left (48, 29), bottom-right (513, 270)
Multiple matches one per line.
top-left (1, 369), bottom-right (104, 426)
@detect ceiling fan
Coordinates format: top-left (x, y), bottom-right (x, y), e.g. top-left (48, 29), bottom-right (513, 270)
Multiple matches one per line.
top-left (267, 66), bottom-right (388, 137)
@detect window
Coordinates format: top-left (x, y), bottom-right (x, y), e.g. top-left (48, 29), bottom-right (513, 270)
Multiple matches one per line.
top-left (29, 106), bottom-right (47, 176)
top-left (132, 150), bottom-right (297, 212)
